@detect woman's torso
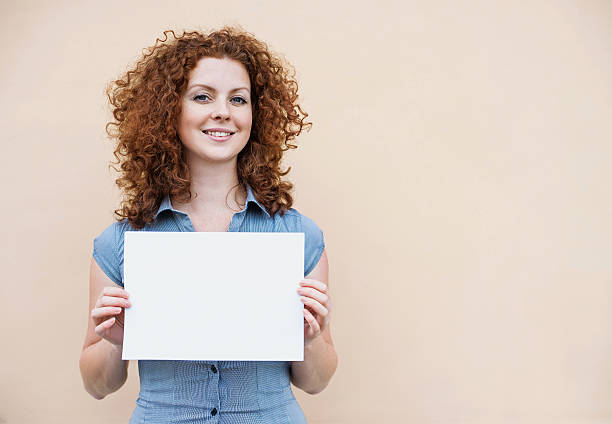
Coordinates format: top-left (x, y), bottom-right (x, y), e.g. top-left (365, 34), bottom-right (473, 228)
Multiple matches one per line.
top-left (131, 360), bottom-right (305, 424)
top-left (93, 186), bottom-right (325, 423)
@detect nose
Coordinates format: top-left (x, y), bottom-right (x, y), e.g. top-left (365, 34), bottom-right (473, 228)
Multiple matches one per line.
top-left (211, 100), bottom-right (230, 121)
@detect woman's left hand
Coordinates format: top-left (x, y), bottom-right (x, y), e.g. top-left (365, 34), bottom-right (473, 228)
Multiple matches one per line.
top-left (297, 279), bottom-right (331, 346)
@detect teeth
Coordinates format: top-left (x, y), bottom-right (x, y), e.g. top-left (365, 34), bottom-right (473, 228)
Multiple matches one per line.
top-left (204, 130), bottom-right (232, 137)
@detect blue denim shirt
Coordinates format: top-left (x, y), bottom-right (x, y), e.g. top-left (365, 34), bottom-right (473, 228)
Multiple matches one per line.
top-left (93, 186), bottom-right (324, 423)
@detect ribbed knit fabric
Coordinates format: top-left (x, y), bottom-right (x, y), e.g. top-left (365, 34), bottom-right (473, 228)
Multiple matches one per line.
top-left (92, 186), bottom-right (324, 423)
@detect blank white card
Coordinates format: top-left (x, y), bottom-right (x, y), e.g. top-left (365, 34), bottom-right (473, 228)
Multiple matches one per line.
top-left (122, 232), bottom-right (304, 361)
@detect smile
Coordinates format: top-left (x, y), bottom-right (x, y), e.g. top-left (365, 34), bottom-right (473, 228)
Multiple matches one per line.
top-left (203, 130), bottom-right (235, 137)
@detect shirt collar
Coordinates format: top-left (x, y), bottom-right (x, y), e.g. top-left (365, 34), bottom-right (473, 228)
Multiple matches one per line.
top-left (244, 184), bottom-right (270, 217)
top-left (155, 185), bottom-right (270, 218)
top-left (154, 193), bottom-right (176, 218)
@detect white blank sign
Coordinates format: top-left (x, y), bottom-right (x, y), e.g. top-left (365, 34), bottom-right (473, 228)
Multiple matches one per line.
top-left (122, 232), bottom-right (304, 361)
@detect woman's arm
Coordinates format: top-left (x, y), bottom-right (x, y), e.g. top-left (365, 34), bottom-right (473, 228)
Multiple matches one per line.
top-left (290, 250), bottom-right (338, 394)
top-left (79, 258), bottom-right (131, 399)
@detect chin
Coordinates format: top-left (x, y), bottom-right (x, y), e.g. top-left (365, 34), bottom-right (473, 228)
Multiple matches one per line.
top-left (184, 141), bottom-right (247, 165)
top-left (191, 151), bottom-right (241, 164)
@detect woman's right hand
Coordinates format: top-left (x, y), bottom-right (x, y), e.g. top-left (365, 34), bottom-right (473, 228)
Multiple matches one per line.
top-left (91, 286), bottom-right (131, 346)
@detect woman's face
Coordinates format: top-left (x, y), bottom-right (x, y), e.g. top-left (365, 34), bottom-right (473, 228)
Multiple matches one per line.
top-left (177, 56), bottom-right (252, 168)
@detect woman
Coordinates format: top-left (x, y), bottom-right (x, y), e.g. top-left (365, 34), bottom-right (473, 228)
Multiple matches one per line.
top-left (79, 27), bottom-right (337, 423)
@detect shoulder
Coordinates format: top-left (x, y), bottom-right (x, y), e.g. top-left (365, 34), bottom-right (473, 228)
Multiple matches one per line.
top-left (278, 208), bottom-right (321, 232)
top-left (281, 209), bottom-right (325, 277)
top-left (92, 219), bottom-right (132, 286)
top-left (93, 219), bottom-right (131, 252)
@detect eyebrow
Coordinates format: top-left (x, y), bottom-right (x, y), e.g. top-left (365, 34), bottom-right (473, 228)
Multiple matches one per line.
top-left (187, 83), bottom-right (250, 93)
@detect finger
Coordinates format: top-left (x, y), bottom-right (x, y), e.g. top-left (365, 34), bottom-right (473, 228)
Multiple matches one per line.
top-left (304, 304), bottom-right (319, 323)
top-left (96, 296), bottom-right (131, 309)
top-left (102, 286), bottom-right (130, 299)
top-left (296, 286), bottom-right (329, 305)
top-left (303, 309), bottom-right (321, 334)
top-left (300, 279), bottom-right (327, 293)
top-left (91, 306), bottom-right (123, 320)
top-left (301, 296), bottom-right (329, 318)
top-left (115, 313), bottom-right (125, 329)
top-left (94, 317), bottom-right (116, 337)
top-left (305, 303), bottom-right (329, 330)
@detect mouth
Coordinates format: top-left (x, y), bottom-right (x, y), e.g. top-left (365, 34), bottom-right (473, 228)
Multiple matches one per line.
top-left (202, 129), bottom-right (236, 137)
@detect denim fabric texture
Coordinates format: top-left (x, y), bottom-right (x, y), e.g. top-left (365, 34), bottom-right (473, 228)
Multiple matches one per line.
top-left (92, 186), bottom-right (324, 423)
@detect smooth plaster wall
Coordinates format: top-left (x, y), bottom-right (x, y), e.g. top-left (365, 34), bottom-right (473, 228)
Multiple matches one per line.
top-left (1, 0), bottom-right (611, 423)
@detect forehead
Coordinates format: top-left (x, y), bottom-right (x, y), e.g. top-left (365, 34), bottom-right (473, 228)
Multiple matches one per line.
top-left (187, 57), bottom-right (250, 91)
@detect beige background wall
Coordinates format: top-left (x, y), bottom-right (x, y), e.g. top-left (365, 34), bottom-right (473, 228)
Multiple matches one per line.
top-left (1, 0), bottom-right (611, 423)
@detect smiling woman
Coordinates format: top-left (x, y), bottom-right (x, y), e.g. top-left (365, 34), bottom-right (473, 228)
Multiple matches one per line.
top-left (79, 27), bottom-right (337, 424)
top-left (102, 28), bottom-right (311, 229)
top-left (177, 57), bottom-right (253, 167)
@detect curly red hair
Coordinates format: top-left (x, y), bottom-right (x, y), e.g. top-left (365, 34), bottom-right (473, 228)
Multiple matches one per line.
top-left (105, 27), bottom-right (311, 229)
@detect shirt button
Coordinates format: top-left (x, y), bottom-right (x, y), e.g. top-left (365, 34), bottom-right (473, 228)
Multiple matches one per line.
top-left (211, 407), bottom-right (218, 416)
top-left (211, 365), bottom-right (217, 373)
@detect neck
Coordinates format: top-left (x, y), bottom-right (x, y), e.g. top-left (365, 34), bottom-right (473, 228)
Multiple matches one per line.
top-left (172, 157), bottom-right (246, 215)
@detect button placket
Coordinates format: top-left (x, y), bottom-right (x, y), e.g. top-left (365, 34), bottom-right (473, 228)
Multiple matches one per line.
top-left (210, 361), bottom-right (220, 419)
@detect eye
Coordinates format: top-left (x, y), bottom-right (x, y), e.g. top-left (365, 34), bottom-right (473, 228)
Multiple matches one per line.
top-left (231, 96), bottom-right (248, 105)
top-left (193, 94), bottom-right (211, 102)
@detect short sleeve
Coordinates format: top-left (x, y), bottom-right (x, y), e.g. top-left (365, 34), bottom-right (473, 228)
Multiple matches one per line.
top-left (92, 221), bottom-right (125, 287)
top-left (300, 214), bottom-right (325, 276)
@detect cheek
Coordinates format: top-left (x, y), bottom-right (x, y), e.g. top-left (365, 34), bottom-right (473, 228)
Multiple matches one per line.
top-left (178, 108), bottom-right (203, 136)
top-left (177, 108), bottom-right (189, 131)
top-left (177, 120), bottom-right (190, 143)
top-left (240, 110), bottom-right (253, 132)
top-left (179, 100), bottom-right (207, 122)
